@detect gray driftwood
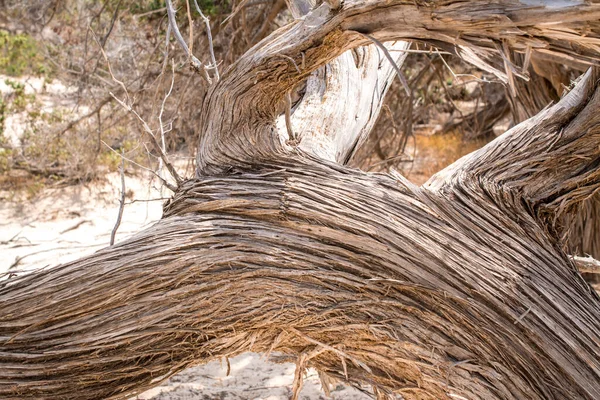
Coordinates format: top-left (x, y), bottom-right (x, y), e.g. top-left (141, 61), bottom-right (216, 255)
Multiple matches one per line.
top-left (2, 1), bottom-right (600, 399)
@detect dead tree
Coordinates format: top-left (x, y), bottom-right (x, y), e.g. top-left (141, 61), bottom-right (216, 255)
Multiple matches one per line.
top-left (2, 1), bottom-right (600, 399)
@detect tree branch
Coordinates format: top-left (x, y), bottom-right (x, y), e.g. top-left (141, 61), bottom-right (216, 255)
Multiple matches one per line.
top-left (196, 0), bottom-right (600, 174)
top-left (165, 0), bottom-right (211, 81)
top-left (276, 0), bottom-right (410, 164)
top-left (3, 161), bottom-right (600, 399)
top-left (426, 68), bottom-right (600, 232)
top-left (275, 41), bottom-right (410, 163)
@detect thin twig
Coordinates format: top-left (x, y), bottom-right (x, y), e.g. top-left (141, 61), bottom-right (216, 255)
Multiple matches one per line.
top-left (110, 94), bottom-right (181, 191)
top-left (221, 0), bottom-right (251, 26)
top-left (158, 61), bottom-right (176, 183)
top-left (133, 7), bottom-right (167, 18)
top-left (436, 50), bottom-right (492, 84)
top-left (388, 48), bottom-right (452, 54)
top-left (163, 23), bottom-right (172, 73)
top-left (91, 30), bottom-right (130, 104)
top-left (514, 306), bottom-right (532, 325)
top-left (101, 141), bottom-right (174, 190)
top-left (367, 154), bottom-right (413, 171)
top-left (100, 0), bottom-right (123, 48)
top-left (125, 198), bottom-right (171, 205)
top-left (360, 33), bottom-right (410, 96)
top-left (192, 0), bottom-right (219, 81)
top-left (94, 30), bottom-right (180, 190)
top-left (165, 0), bottom-right (210, 81)
top-left (185, 0), bottom-right (194, 57)
top-left (60, 220), bottom-right (91, 235)
top-left (110, 151), bottom-right (126, 246)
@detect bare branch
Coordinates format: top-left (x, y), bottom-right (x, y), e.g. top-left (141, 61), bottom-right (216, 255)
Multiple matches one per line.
top-left (360, 33), bottom-right (410, 96)
top-left (192, 0), bottom-right (219, 81)
top-left (185, 0), bottom-right (194, 57)
top-left (165, 0), bottom-right (211, 82)
top-left (110, 152), bottom-right (126, 246)
top-left (92, 30), bottom-right (130, 104)
top-left (426, 68), bottom-right (600, 227)
top-left (221, 0), bottom-right (251, 26)
top-left (94, 29), bottom-right (181, 190)
top-left (275, 41), bottom-right (410, 164)
top-left (196, 0), bottom-right (600, 174)
top-left (158, 62), bottom-right (177, 185)
top-left (110, 94), bottom-right (181, 191)
top-left (4, 163), bottom-right (600, 399)
top-left (101, 141), bottom-right (175, 191)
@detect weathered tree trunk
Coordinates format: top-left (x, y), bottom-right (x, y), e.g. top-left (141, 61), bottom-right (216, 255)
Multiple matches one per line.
top-left (2, 1), bottom-right (600, 399)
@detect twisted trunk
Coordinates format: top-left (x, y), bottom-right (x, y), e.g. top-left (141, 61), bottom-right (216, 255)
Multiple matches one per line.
top-left (3, 1), bottom-right (600, 399)
top-left (2, 155), bottom-right (599, 399)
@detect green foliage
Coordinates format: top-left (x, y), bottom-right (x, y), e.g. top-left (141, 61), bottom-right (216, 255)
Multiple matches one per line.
top-left (128, 0), bottom-right (163, 14)
top-left (3, 79), bottom-right (35, 112)
top-left (0, 30), bottom-right (49, 77)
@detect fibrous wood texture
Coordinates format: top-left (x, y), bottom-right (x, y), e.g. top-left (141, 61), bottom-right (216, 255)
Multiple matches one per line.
top-left (2, 69), bottom-right (600, 399)
top-left (276, 41), bottom-right (410, 164)
top-left (1, 156), bottom-right (599, 399)
top-left (2, 1), bottom-right (600, 399)
top-left (564, 194), bottom-right (600, 258)
top-left (278, 0), bottom-right (411, 164)
top-left (196, 0), bottom-right (600, 174)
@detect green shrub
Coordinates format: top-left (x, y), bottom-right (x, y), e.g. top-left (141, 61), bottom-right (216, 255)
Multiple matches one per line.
top-left (0, 30), bottom-right (49, 77)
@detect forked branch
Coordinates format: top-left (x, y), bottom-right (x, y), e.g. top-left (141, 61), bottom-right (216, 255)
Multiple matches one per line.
top-left (165, 0), bottom-right (213, 82)
top-left (276, 0), bottom-right (411, 164)
top-left (196, 0), bottom-right (600, 174)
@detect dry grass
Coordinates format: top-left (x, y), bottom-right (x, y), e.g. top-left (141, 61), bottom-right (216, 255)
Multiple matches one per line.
top-left (408, 132), bottom-right (489, 185)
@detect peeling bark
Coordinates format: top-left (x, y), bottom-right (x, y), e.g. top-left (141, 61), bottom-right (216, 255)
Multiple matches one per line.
top-left (2, 153), bottom-right (600, 399)
top-left (278, 0), bottom-right (411, 163)
top-left (427, 68), bottom-right (600, 227)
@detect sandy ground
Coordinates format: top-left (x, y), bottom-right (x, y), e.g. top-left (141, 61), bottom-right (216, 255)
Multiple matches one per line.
top-left (137, 353), bottom-right (370, 400)
top-left (0, 171), bottom-right (371, 400)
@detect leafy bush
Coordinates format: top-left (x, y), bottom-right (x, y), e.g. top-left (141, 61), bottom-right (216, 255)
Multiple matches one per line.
top-left (0, 30), bottom-right (49, 77)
